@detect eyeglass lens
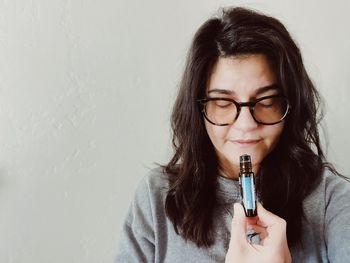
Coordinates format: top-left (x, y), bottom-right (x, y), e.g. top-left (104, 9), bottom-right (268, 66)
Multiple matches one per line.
top-left (204, 97), bottom-right (288, 125)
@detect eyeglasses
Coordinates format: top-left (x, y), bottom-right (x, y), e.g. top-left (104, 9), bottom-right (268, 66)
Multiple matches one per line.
top-left (198, 95), bottom-right (290, 126)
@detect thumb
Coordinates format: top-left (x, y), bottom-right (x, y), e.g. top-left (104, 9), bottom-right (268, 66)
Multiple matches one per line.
top-left (256, 202), bottom-right (283, 227)
top-left (229, 203), bottom-right (247, 246)
top-left (256, 202), bottom-right (287, 241)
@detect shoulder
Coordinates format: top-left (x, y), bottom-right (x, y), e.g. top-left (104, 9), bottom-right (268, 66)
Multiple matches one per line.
top-left (320, 168), bottom-right (350, 203)
top-left (135, 166), bottom-right (170, 199)
top-left (124, 167), bottom-right (170, 226)
top-left (322, 169), bottom-right (350, 213)
top-left (320, 170), bottom-right (350, 260)
top-left (303, 168), bottom-right (350, 212)
top-left (129, 167), bottom-right (170, 217)
top-left (323, 169), bottom-right (350, 194)
top-left (144, 166), bottom-right (170, 189)
top-left (297, 169), bottom-right (350, 261)
top-left (306, 168), bottom-right (350, 200)
top-left (303, 169), bottom-right (350, 217)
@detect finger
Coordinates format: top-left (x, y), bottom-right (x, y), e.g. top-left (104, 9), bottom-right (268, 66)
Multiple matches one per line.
top-left (255, 203), bottom-right (287, 244)
top-left (246, 216), bottom-right (258, 225)
top-left (256, 202), bottom-right (282, 228)
top-left (246, 224), bottom-right (268, 239)
top-left (229, 203), bottom-right (248, 246)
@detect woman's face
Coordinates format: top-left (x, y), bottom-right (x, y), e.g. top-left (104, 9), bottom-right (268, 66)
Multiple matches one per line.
top-left (204, 54), bottom-right (284, 178)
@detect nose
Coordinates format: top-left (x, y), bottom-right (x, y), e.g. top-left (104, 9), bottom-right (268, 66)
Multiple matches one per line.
top-left (233, 106), bottom-right (258, 131)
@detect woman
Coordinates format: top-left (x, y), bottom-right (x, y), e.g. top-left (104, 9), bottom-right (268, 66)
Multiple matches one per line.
top-left (116, 7), bottom-right (350, 262)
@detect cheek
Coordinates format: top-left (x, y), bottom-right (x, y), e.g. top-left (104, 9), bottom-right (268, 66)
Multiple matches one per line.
top-left (263, 123), bottom-right (284, 149)
top-left (205, 122), bottom-right (228, 146)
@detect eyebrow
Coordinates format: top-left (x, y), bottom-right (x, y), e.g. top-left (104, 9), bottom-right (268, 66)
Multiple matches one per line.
top-left (207, 84), bottom-right (279, 96)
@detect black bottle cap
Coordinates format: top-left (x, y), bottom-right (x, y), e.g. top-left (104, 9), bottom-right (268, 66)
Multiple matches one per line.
top-left (240, 154), bottom-right (251, 163)
top-left (240, 154), bottom-right (252, 173)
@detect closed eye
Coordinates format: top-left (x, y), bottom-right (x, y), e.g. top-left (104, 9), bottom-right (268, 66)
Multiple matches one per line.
top-left (215, 100), bottom-right (232, 108)
top-left (257, 98), bottom-right (276, 107)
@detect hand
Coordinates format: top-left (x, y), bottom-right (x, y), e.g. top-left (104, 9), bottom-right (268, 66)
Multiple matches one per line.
top-left (225, 202), bottom-right (292, 263)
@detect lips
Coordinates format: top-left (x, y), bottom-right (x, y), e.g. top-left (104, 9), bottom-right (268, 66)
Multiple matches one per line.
top-left (232, 139), bottom-right (261, 145)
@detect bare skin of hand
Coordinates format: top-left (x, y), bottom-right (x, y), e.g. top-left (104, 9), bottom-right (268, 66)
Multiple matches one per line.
top-left (225, 202), bottom-right (292, 263)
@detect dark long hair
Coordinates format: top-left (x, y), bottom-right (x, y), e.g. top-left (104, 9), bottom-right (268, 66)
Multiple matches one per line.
top-left (162, 7), bottom-right (339, 248)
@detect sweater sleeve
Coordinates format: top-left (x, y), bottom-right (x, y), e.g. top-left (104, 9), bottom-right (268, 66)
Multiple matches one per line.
top-left (324, 172), bottom-right (350, 263)
top-left (115, 176), bottom-right (155, 263)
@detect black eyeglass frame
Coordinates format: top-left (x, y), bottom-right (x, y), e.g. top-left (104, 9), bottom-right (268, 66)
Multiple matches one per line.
top-left (197, 94), bottom-right (291, 126)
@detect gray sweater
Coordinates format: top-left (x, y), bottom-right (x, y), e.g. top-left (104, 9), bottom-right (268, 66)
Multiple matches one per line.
top-left (115, 168), bottom-right (350, 262)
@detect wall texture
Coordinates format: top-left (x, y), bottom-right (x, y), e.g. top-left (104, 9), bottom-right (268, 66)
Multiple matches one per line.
top-left (0, 0), bottom-right (349, 262)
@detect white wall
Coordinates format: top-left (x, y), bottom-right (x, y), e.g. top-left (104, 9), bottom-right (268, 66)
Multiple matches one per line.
top-left (0, 0), bottom-right (349, 262)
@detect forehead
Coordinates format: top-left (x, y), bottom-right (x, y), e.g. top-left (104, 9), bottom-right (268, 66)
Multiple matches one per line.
top-left (207, 54), bottom-right (277, 96)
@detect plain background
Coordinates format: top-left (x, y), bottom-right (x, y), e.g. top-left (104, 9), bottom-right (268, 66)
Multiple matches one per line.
top-left (0, 0), bottom-right (349, 262)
